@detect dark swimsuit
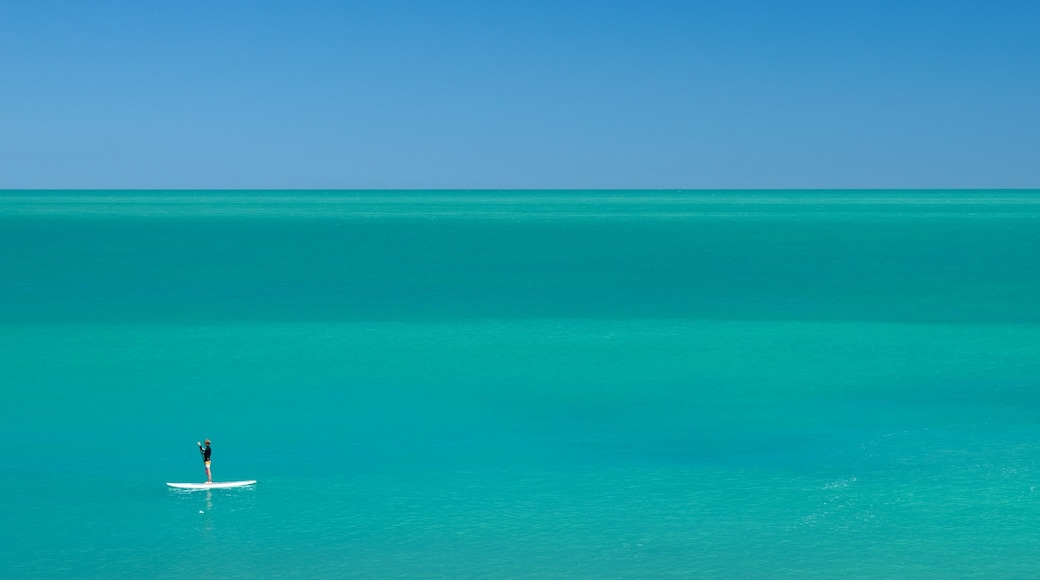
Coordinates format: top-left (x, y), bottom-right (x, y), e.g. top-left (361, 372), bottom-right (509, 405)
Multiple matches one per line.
top-left (200, 445), bottom-right (211, 462)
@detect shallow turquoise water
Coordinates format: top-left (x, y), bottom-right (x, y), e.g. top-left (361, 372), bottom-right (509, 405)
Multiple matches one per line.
top-left (2, 191), bottom-right (1040, 578)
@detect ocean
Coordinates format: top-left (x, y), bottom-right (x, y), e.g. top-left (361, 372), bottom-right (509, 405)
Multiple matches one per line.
top-left (2, 190), bottom-right (1039, 578)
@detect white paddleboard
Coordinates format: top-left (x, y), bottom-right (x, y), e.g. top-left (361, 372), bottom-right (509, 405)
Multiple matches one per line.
top-left (167, 480), bottom-right (257, 489)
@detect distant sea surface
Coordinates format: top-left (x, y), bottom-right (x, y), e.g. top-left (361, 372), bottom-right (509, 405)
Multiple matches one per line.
top-left (2, 190), bottom-right (1039, 578)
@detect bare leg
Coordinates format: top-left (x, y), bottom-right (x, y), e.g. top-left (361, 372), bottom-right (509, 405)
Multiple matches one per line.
top-left (205, 463), bottom-right (212, 483)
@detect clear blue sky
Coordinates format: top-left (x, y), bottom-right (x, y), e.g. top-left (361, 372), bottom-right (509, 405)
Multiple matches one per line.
top-left (2, 1), bottom-right (1037, 189)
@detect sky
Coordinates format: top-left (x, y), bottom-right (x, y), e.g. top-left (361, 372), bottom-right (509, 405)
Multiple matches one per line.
top-left (1, 0), bottom-right (1037, 189)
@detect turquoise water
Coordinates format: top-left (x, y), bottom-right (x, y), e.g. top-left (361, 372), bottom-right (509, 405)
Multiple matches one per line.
top-left (2, 191), bottom-right (1040, 578)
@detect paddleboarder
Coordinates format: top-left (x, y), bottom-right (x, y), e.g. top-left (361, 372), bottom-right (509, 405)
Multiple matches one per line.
top-left (198, 439), bottom-right (212, 483)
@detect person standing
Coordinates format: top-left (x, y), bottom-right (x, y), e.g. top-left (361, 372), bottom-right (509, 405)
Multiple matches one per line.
top-left (198, 439), bottom-right (212, 483)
